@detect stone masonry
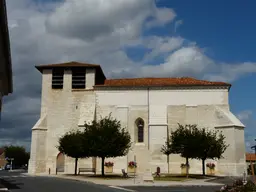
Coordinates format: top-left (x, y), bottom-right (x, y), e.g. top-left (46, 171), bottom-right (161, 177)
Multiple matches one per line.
top-left (28, 62), bottom-right (246, 177)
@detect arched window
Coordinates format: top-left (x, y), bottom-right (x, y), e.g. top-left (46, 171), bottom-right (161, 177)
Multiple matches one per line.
top-left (135, 118), bottom-right (144, 143)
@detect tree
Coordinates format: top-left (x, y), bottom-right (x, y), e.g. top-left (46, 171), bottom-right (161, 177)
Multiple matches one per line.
top-left (169, 124), bottom-right (199, 178)
top-left (84, 114), bottom-right (132, 176)
top-left (4, 145), bottom-right (30, 168)
top-left (170, 124), bottom-right (228, 176)
top-left (161, 140), bottom-right (173, 174)
top-left (195, 128), bottom-right (228, 176)
top-left (57, 130), bottom-right (89, 175)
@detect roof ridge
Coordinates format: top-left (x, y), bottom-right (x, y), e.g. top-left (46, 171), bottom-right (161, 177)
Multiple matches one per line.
top-left (106, 77), bottom-right (200, 80)
top-left (36, 61), bottom-right (100, 67)
top-left (98, 77), bottom-right (231, 87)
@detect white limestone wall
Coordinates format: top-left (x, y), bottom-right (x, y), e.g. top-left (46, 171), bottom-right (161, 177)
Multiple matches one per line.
top-left (234, 128), bottom-right (246, 174)
top-left (29, 68), bottom-right (97, 174)
top-left (96, 88), bottom-right (229, 106)
top-left (95, 88), bottom-right (245, 176)
top-left (28, 129), bottom-right (47, 174)
top-left (216, 127), bottom-right (246, 176)
top-left (95, 104), bottom-right (150, 174)
top-left (86, 68), bottom-right (95, 89)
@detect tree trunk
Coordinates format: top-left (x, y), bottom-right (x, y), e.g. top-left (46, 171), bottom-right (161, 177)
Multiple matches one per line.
top-left (202, 159), bottom-right (206, 176)
top-left (167, 155), bottom-right (169, 174)
top-left (186, 157), bottom-right (189, 178)
top-left (101, 157), bottom-right (105, 176)
top-left (74, 158), bottom-right (78, 175)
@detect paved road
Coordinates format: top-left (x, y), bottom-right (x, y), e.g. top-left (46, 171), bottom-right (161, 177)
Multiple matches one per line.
top-left (126, 186), bottom-right (221, 192)
top-left (0, 170), bottom-right (123, 192)
top-left (0, 170), bottom-right (223, 192)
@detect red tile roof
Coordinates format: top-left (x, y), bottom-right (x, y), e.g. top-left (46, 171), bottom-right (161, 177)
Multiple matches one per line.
top-left (95, 77), bottom-right (231, 87)
top-left (246, 153), bottom-right (256, 161)
top-left (35, 62), bottom-right (231, 88)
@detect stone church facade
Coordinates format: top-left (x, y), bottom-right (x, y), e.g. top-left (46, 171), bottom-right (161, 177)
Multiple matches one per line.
top-left (28, 62), bottom-right (246, 176)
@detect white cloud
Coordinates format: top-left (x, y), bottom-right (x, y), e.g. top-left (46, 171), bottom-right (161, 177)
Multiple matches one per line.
top-left (2, 0), bottom-right (256, 150)
top-left (146, 7), bottom-right (176, 27)
top-left (236, 110), bottom-right (256, 152)
top-left (6, 0), bottom-right (256, 81)
top-left (45, 0), bottom-right (174, 41)
top-left (142, 36), bottom-right (184, 63)
top-left (238, 110), bottom-right (253, 122)
top-left (207, 62), bottom-right (256, 82)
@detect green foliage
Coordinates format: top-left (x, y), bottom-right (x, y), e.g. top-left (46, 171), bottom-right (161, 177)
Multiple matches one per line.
top-left (57, 114), bottom-right (131, 176)
top-left (161, 140), bottom-right (173, 173)
top-left (83, 114), bottom-right (132, 176)
top-left (167, 124), bottom-right (228, 176)
top-left (58, 130), bottom-right (88, 159)
top-left (57, 130), bottom-right (89, 175)
top-left (161, 140), bottom-right (173, 156)
top-left (193, 127), bottom-right (228, 175)
top-left (84, 114), bottom-right (132, 159)
top-left (168, 124), bottom-right (199, 177)
top-left (196, 128), bottom-right (228, 160)
top-left (4, 145), bottom-right (30, 167)
top-left (169, 124), bottom-right (198, 158)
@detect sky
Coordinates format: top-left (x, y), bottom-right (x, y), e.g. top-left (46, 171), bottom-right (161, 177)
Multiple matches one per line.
top-left (1, 0), bottom-right (256, 152)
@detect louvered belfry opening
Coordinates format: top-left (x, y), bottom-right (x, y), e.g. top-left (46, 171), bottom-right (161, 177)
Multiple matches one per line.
top-left (72, 69), bottom-right (86, 89)
top-left (52, 69), bottom-right (64, 89)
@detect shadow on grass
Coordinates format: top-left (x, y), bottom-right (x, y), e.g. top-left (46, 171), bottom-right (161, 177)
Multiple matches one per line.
top-left (63, 173), bottom-right (223, 181)
top-left (63, 174), bottom-right (131, 180)
top-left (154, 174), bottom-right (223, 180)
top-left (205, 176), bottom-right (243, 185)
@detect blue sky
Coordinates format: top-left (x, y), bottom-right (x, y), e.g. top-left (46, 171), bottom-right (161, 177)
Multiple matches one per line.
top-left (1, 0), bottom-right (256, 152)
top-left (159, 0), bottom-right (256, 150)
top-left (157, 0), bottom-right (256, 124)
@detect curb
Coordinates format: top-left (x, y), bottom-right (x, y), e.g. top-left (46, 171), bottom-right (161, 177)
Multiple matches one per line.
top-left (31, 174), bottom-right (225, 187)
top-left (8, 169), bottom-right (25, 172)
top-left (112, 184), bottom-right (224, 187)
top-left (34, 174), bottom-right (95, 184)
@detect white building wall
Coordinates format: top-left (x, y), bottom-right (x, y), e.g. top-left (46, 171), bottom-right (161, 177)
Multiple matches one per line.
top-left (96, 88), bottom-right (229, 106)
top-left (29, 66), bottom-right (245, 176)
top-left (95, 88), bottom-right (245, 176)
top-left (29, 68), bottom-right (96, 174)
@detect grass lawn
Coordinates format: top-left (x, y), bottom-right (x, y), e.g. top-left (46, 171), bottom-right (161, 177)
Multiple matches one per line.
top-left (64, 173), bottom-right (219, 181)
top-left (154, 174), bottom-right (218, 181)
top-left (65, 174), bottom-right (130, 180)
top-left (154, 175), bottom-right (190, 181)
top-left (88, 174), bottom-right (130, 180)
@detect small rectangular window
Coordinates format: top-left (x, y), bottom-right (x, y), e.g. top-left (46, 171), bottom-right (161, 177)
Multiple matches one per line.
top-left (52, 69), bottom-right (64, 89)
top-left (72, 69), bottom-right (86, 89)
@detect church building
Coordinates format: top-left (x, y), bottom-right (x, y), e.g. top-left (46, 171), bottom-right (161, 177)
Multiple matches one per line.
top-left (28, 61), bottom-right (246, 176)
